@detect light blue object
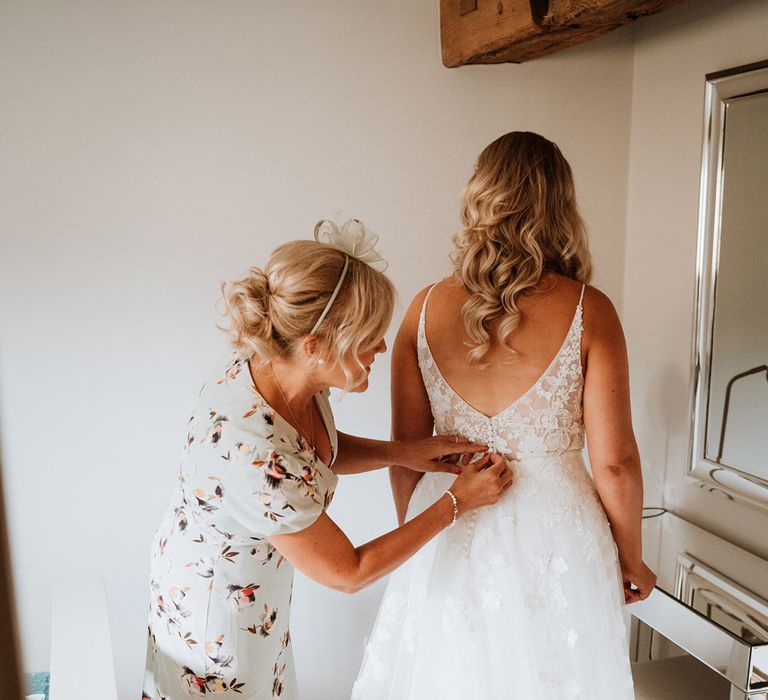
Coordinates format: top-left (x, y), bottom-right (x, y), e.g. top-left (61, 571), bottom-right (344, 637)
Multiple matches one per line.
top-left (25, 672), bottom-right (50, 700)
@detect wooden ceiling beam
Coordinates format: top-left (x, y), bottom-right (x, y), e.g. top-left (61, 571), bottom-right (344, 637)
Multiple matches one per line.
top-left (440, 0), bottom-right (685, 66)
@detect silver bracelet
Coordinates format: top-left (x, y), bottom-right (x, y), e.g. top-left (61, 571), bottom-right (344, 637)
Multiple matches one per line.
top-left (443, 489), bottom-right (459, 529)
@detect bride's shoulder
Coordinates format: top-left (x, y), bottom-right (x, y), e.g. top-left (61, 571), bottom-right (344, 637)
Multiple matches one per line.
top-left (580, 283), bottom-right (619, 321)
top-left (406, 276), bottom-right (459, 314)
top-left (396, 278), bottom-right (450, 341)
top-left (399, 284), bottom-right (432, 331)
top-left (544, 273), bottom-right (617, 318)
top-left (579, 284), bottom-right (625, 350)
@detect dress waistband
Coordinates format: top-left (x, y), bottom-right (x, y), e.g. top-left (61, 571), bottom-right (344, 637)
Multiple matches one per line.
top-left (504, 449), bottom-right (584, 464)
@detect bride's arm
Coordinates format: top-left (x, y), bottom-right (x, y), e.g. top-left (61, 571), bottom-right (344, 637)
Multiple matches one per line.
top-left (582, 287), bottom-right (656, 603)
top-left (390, 287), bottom-right (437, 525)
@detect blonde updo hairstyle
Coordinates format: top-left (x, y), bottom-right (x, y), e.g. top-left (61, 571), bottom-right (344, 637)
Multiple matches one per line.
top-left (221, 238), bottom-right (395, 390)
top-left (453, 131), bottom-right (592, 365)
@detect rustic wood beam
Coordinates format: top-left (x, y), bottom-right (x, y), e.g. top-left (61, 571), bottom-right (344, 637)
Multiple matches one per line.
top-left (440, 0), bottom-right (542, 68)
top-left (543, 0), bottom-right (684, 29)
top-left (440, 0), bottom-right (685, 66)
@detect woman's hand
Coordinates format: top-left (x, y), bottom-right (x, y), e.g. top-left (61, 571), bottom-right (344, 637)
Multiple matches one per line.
top-left (269, 454), bottom-right (512, 595)
top-left (450, 453), bottom-right (513, 511)
top-left (394, 435), bottom-right (488, 474)
top-left (620, 560), bottom-right (656, 604)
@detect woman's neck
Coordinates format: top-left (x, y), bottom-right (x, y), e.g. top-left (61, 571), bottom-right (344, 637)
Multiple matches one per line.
top-left (250, 357), bottom-right (325, 411)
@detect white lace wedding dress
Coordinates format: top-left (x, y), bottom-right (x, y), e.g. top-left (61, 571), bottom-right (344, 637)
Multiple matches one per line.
top-left (351, 284), bottom-right (635, 699)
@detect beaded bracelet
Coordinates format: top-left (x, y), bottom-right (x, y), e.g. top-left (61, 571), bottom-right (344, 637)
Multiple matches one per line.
top-left (443, 489), bottom-right (459, 528)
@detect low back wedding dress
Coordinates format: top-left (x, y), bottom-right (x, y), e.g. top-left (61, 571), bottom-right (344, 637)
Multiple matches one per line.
top-left (351, 283), bottom-right (635, 699)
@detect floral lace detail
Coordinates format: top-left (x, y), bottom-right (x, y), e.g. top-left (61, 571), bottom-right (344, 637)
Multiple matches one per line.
top-left (350, 284), bottom-right (635, 699)
top-left (417, 284), bottom-right (586, 460)
top-left (525, 550), bottom-right (569, 619)
top-left (539, 669), bottom-right (581, 699)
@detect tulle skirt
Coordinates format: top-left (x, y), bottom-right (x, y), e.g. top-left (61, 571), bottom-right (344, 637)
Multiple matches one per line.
top-left (351, 450), bottom-right (635, 699)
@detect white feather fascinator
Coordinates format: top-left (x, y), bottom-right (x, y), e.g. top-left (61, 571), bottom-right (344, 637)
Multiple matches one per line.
top-left (313, 218), bottom-right (388, 272)
top-left (309, 218), bottom-right (388, 334)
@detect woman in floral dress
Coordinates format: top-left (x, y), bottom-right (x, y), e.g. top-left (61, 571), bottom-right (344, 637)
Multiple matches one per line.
top-left (142, 221), bottom-right (513, 700)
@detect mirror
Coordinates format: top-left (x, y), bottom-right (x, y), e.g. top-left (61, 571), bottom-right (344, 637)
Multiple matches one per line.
top-left (689, 59), bottom-right (768, 509)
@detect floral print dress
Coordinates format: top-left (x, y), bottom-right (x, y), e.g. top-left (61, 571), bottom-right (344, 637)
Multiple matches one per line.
top-left (143, 355), bottom-right (338, 700)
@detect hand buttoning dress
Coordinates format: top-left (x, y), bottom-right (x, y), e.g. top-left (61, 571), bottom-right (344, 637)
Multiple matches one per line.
top-left (351, 284), bottom-right (634, 699)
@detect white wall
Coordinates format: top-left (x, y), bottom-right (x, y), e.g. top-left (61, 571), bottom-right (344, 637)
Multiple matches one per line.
top-left (622, 0), bottom-right (768, 561)
top-left (10, 0), bottom-right (768, 697)
top-left (0, 2), bottom-right (635, 698)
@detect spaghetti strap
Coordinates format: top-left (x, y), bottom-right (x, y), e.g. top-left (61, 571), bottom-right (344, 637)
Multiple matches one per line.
top-left (418, 283), bottom-right (439, 332)
top-left (578, 283), bottom-right (586, 306)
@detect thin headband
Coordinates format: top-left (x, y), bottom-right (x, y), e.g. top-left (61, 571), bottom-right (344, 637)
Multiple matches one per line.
top-left (309, 253), bottom-right (349, 334)
top-left (308, 218), bottom-right (387, 335)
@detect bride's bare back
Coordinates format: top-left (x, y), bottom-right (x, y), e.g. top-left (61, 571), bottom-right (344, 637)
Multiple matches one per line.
top-left (422, 272), bottom-right (586, 418)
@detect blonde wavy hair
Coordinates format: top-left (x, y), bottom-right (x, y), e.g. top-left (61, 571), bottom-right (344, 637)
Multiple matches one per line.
top-left (220, 239), bottom-right (395, 390)
top-left (452, 131), bottom-right (592, 365)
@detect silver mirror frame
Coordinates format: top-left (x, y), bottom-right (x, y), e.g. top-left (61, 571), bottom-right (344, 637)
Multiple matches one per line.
top-left (687, 59), bottom-right (768, 512)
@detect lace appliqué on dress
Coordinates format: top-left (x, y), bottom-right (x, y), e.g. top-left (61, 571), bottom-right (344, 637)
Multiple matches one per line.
top-left (416, 288), bottom-right (585, 461)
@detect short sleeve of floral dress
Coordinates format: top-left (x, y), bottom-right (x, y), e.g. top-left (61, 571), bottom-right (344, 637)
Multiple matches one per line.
top-left (142, 354), bottom-right (339, 700)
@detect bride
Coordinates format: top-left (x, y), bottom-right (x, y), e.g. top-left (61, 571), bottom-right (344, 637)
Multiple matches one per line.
top-left (352, 131), bottom-right (656, 699)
